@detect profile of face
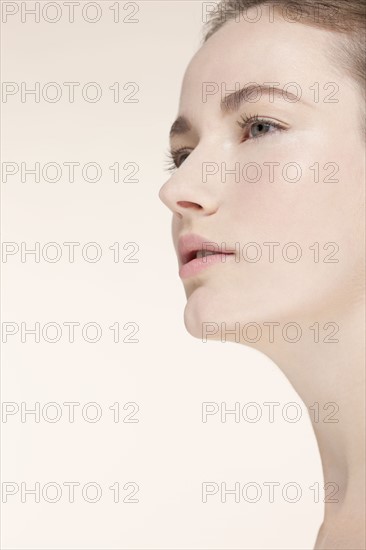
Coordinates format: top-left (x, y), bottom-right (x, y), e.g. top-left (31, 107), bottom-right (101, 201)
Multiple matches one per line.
top-left (159, 6), bottom-right (365, 347)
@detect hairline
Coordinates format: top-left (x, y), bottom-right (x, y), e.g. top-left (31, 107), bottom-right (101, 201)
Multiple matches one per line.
top-left (201, 3), bottom-right (365, 137)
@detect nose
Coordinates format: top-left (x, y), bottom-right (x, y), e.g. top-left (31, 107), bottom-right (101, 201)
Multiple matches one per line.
top-left (159, 167), bottom-right (219, 218)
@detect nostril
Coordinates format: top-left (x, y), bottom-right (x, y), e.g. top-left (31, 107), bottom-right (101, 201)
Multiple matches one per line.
top-left (177, 201), bottom-right (202, 210)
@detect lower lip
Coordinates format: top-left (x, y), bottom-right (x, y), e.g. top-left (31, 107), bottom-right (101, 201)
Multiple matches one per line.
top-left (179, 253), bottom-right (234, 279)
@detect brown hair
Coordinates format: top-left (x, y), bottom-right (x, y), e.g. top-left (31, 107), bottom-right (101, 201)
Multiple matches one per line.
top-left (202, 1), bottom-right (366, 95)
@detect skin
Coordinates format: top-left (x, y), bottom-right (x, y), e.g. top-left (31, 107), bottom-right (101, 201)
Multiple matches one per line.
top-left (159, 6), bottom-right (365, 549)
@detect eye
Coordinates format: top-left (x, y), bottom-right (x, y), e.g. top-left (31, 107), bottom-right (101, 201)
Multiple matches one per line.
top-left (165, 147), bottom-right (191, 172)
top-left (164, 115), bottom-right (288, 173)
top-left (237, 114), bottom-right (288, 142)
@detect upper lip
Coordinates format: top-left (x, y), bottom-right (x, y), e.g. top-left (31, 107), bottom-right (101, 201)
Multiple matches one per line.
top-left (178, 233), bottom-right (236, 266)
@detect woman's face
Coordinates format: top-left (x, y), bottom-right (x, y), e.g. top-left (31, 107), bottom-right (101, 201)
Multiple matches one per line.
top-left (159, 8), bottom-right (365, 343)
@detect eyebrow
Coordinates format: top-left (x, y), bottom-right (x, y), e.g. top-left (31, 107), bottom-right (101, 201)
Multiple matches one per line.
top-left (169, 84), bottom-right (302, 138)
top-left (169, 115), bottom-right (191, 138)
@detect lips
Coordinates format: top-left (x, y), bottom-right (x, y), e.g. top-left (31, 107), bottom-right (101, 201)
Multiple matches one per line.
top-left (178, 233), bottom-right (236, 279)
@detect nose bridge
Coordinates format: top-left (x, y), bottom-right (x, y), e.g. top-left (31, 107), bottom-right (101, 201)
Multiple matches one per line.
top-left (159, 143), bottom-right (224, 216)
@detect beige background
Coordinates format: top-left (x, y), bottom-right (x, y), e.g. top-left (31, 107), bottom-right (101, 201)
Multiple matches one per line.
top-left (1, 1), bottom-right (323, 548)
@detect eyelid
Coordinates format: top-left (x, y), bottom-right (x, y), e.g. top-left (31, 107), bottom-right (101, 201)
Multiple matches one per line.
top-left (170, 145), bottom-right (191, 156)
top-left (237, 113), bottom-right (289, 141)
top-left (165, 146), bottom-right (192, 173)
top-left (165, 115), bottom-right (289, 172)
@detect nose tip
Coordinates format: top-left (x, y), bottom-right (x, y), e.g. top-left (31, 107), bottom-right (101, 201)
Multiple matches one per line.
top-left (159, 185), bottom-right (206, 215)
top-left (159, 182), bottom-right (196, 214)
top-left (158, 184), bottom-right (170, 213)
top-left (158, 167), bottom-right (219, 216)
top-left (159, 183), bottom-right (203, 215)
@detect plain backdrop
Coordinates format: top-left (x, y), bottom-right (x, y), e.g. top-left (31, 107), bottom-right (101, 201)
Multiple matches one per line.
top-left (1, 1), bottom-right (323, 548)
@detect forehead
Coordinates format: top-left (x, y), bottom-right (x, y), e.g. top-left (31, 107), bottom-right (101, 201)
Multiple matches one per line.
top-left (178, 13), bottom-right (339, 113)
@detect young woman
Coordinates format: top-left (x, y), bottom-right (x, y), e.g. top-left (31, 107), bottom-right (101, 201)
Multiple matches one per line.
top-left (159, 1), bottom-right (365, 548)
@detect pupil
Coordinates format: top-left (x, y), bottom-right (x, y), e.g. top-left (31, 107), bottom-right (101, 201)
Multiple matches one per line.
top-left (252, 122), bottom-right (270, 137)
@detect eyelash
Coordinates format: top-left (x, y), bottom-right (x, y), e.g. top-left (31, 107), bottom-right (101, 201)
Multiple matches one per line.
top-left (165, 114), bottom-right (287, 172)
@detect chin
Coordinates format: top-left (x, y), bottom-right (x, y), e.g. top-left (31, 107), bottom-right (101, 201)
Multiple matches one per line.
top-left (183, 284), bottom-right (243, 342)
top-left (181, 281), bottom-right (308, 347)
top-left (183, 285), bottom-right (220, 340)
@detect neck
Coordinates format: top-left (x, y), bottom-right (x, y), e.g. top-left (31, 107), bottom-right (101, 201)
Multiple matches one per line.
top-left (258, 303), bottom-right (365, 548)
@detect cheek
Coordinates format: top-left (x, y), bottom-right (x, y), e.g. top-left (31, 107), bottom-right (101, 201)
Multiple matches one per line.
top-left (190, 135), bottom-right (364, 325)
top-left (223, 131), bottom-right (361, 244)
